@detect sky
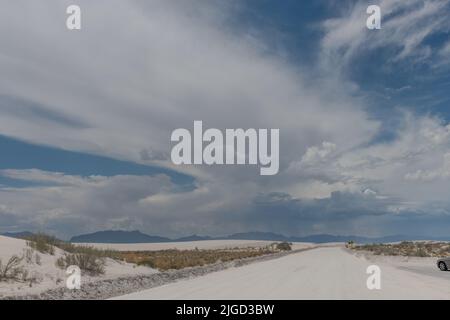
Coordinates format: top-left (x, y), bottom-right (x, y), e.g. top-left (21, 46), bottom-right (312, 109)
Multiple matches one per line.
top-left (1, 0), bottom-right (450, 239)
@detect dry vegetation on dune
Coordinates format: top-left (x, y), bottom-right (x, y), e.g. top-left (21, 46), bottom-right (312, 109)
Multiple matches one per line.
top-left (114, 242), bottom-right (292, 271)
top-left (24, 233), bottom-right (112, 276)
top-left (0, 233), bottom-right (108, 285)
top-left (10, 233), bottom-right (293, 274)
top-left (0, 255), bottom-right (31, 282)
top-left (0, 249), bottom-right (43, 285)
top-left (25, 233), bottom-right (116, 257)
top-left (350, 241), bottom-right (450, 257)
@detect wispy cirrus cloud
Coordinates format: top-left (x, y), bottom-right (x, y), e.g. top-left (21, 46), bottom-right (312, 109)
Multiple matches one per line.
top-left (321, 0), bottom-right (450, 68)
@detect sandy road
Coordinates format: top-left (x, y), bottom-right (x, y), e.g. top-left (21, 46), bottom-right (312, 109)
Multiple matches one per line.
top-left (398, 265), bottom-right (450, 281)
top-left (113, 247), bottom-right (450, 299)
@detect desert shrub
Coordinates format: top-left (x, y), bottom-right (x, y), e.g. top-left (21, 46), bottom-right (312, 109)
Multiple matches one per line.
top-left (60, 243), bottom-right (119, 259)
top-left (35, 253), bottom-right (42, 265)
top-left (346, 241), bottom-right (355, 248)
top-left (56, 253), bottom-right (105, 276)
top-left (22, 233), bottom-right (123, 276)
top-left (353, 241), bottom-right (450, 257)
top-left (24, 248), bottom-right (34, 264)
top-left (25, 233), bottom-right (120, 261)
top-left (415, 248), bottom-right (428, 257)
top-left (0, 255), bottom-right (28, 282)
top-left (120, 247), bottom-right (276, 271)
top-left (26, 233), bottom-right (56, 255)
top-left (55, 256), bottom-right (65, 269)
top-left (276, 242), bottom-right (292, 251)
top-left (51, 240), bottom-right (120, 260)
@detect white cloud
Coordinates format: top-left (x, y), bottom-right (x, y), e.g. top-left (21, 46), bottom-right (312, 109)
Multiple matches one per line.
top-left (405, 152), bottom-right (450, 181)
top-left (0, 169), bottom-right (176, 236)
top-left (321, 0), bottom-right (450, 68)
top-left (299, 142), bottom-right (337, 166)
top-left (282, 112), bottom-right (450, 205)
top-left (0, 0), bottom-right (378, 172)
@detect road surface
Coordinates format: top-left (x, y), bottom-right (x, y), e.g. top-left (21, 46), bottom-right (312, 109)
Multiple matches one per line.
top-left (112, 247), bottom-right (450, 299)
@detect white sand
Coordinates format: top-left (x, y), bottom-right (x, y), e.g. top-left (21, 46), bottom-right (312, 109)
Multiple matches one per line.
top-left (0, 235), bottom-right (157, 297)
top-left (79, 240), bottom-right (314, 251)
top-left (113, 246), bottom-right (450, 300)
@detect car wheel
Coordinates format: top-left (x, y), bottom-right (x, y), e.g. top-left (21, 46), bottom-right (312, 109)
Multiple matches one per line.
top-left (438, 262), bottom-right (447, 271)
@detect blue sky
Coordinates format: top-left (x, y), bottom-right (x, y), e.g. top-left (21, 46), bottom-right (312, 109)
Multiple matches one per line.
top-left (0, 134), bottom-right (193, 186)
top-left (0, 0), bottom-right (450, 238)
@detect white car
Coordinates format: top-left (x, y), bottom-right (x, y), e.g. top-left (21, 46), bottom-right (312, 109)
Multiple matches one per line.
top-left (437, 258), bottom-right (450, 271)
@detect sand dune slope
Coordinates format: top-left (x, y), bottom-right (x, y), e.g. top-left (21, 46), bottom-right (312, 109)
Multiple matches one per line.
top-left (0, 235), bottom-right (156, 297)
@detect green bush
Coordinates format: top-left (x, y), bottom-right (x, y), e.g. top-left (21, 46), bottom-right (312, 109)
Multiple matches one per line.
top-left (346, 240), bottom-right (355, 248)
top-left (276, 242), bottom-right (292, 251)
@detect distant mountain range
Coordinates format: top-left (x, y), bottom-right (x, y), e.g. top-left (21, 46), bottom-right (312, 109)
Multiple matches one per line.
top-left (70, 230), bottom-right (172, 243)
top-left (220, 232), bottom-right (450, 244)
top-left (3, 230), bottom-right (450, 244)
top-left (1, 231), bottom-right (34, 239)
top-left (69, 231), bottom-right (450, 243)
